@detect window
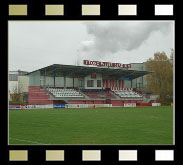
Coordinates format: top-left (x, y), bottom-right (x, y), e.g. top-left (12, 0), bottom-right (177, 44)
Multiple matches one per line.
top-left (87, 80), bottom-right (94, 87)
top-left (9, 74), bottom-right (18, 81)
top-left (97, 80), bottom-right (101, 87)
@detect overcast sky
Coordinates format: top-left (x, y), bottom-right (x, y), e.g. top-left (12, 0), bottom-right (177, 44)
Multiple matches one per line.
top-left (9, 21), bottom-right (174, 72)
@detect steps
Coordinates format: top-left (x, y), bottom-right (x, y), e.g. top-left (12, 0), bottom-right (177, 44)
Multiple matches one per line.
top-left (78, 90), bottom-right (90, 99)
top-left (142, 98), bottom-right (151, 103)
top-left (28, 86), bottom-right (53, 105)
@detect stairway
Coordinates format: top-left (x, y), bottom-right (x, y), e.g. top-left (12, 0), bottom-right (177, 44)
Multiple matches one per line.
top-left (142, 98), bottom-right (151, 103)
top-left (28, 86), bottom-right (53, 105)
top-left (109, 91), bottom-right (121, 100)
top-left (78, 89), bottom-right (90, 99)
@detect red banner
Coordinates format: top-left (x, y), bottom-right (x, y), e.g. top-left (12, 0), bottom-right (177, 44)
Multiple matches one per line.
top-left (83, 60), bottom-right (131, 69)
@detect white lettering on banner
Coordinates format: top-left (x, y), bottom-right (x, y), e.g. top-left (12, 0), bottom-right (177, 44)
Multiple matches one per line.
top-left (9, 107), bottom-right (21, 109)
top-left (152, 103), bottom-right (161, 107)
top-left (124, 103), bottom-right (136, 107)
top-left (79, 104), bottom-right (89, 108)
top-left (26, 105), bottom-right (53, 109)
top-left (20, 105), bottom-right (27, 109)
top-left (65, 104), bottom-right (111, 108)
top-left (65, 104), bottom-right (89, 108)
top-left (65, 104), bottom-right (78, 108)
top-left (27, 105), bottom-right (36, 109)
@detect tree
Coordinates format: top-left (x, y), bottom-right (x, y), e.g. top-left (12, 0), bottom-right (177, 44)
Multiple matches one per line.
top-left (11, 81), bottom-right (24, 103)
top-left (146, 51), bottom-right (173, 104)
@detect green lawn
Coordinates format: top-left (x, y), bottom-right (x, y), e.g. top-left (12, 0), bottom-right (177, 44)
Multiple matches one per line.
top-left (9, 106), bottom-right (173, 145)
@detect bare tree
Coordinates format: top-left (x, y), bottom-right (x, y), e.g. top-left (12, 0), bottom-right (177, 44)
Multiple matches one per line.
top-left (11, 80), bottom-right (24, 102)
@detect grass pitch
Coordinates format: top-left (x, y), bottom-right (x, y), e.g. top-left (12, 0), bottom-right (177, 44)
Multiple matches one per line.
top-left (9, 106), bottom-right (173, 145)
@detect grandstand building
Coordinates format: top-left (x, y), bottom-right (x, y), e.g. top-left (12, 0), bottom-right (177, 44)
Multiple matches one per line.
top-left (27, 61), bottom-right (157, 106)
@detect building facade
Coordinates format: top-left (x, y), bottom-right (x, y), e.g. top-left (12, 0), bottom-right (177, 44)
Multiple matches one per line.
top-left (9, 70), bottom-right (29, 102)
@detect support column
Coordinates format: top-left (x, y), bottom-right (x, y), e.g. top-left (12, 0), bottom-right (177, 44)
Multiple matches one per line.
top-left (106, 80), bottom-right (108, 88)
top-left (44, 68), bottom-right (46, 88)
top-left (64, 76), bottom-right (66, 89)
top-left (103, 79), bottom-right (105, 89)
top-left (73, 77), bottom-right (74, 88)
top-left (122, 80), bottom-right (124, 89)
top-left (54, 72), bottom-right (56, 87)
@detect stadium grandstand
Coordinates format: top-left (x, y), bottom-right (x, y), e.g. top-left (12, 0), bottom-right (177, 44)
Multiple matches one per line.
top-left (24, 60), bottom-right (158, 107)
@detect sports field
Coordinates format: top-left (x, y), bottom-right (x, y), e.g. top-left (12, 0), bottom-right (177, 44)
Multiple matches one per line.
top-left (9, 106), bottom-right (173, 145)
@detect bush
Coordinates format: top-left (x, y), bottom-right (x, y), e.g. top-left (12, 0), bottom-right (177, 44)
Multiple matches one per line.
top-left (9, 101), bottom-right (25, 105)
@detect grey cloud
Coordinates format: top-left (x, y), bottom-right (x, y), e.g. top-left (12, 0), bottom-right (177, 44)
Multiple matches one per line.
top-left (81, 21), bottom-right (172, 58)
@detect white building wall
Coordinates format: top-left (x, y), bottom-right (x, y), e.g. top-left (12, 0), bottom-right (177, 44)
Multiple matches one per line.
top-left (74, 78), bottom-right (79, 87)
top-left (55, 77), bottom-right (64, 87)
top-left (9, 81), bottom-right (18, 93)
top-left (18, 76), bottom-right (29, 92)
top-left (29, 71), bottom-right (40, 86)
top-left (129, 62), bottom-right (148, 89)
top-left (132, 79), bottom-right (137, 88)
top-left (9, 71), bottom-right (29, 93)
top-left (46, 77), bottom-right (54, 86)
top-left (124, 80), bottom-right (131, 88)
top-left (66, 78), bottom-right (73, 87)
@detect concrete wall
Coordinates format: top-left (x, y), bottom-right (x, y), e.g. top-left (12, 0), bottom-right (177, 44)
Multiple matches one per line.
top-left (66, 78), bottom-right (73, 87)
top-left (130, 62), bottom-right (147, 89)
top-left (45, 77), bottom-right (54, 87)
top-left (55, 77), bottom-right (64, 87)
top-left (9, 71), bottom-right (29, 93)
top-left (74, 78), bottom-right (79, 87)
top-left (131, 63), bottom-right (146, 71)
top-left (29, 71), bottom-right (41, 86)
top-left (124, 80), bottom-right (131, 88)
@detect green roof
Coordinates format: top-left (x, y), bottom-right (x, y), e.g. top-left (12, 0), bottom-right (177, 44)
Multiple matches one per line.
top-left (27, 64), bottom-right (152, 80)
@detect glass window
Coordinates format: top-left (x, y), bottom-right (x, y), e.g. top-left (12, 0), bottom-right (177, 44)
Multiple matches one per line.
top-left (87, 80), bottom-right (94, 87)
top-left (97, 80), bottom-right (101, 87)
top-left (9, 74), bottom-right (18, 81)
